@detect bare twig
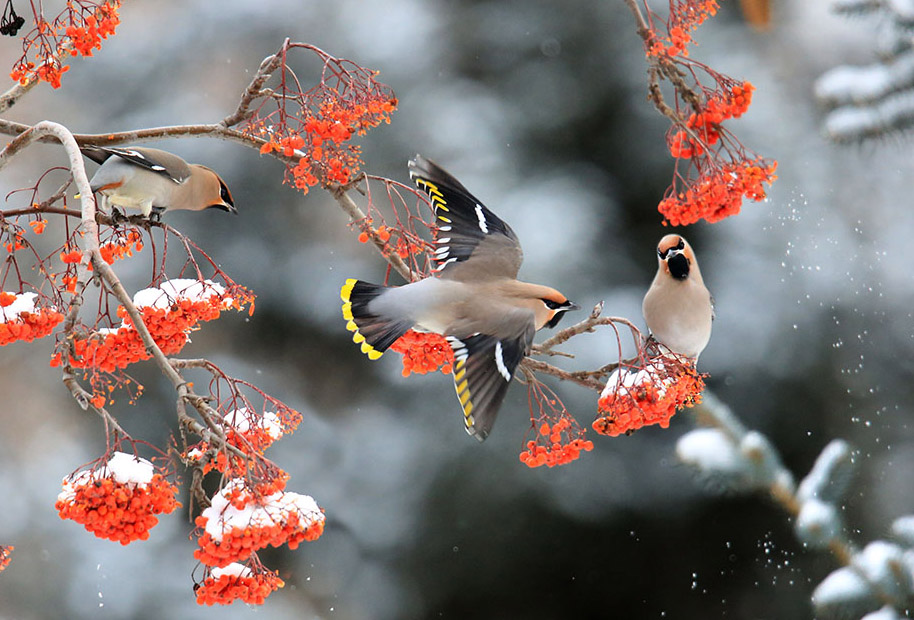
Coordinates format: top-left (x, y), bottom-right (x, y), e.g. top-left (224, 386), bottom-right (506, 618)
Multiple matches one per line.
top-left (0, 124), bottom-right (43, 171)
top-left (0, 118), bottom-right (267, 152)
top-left (520, 358), bottom-right (605, 391)
top-left (35, 178), bottom-right (72, 210)
top-left (622, 0), bottom-right (652, 38)
top-left (533, 302), bottom-right (643, 355)
top-left (220, 40), bottom-right (288, 128)
top-left (0, 80), bottom-right (38, 115)
top-left (621, 0), bottom-right (704, 124)
top-left (332, 182), bottom-right (413, 281)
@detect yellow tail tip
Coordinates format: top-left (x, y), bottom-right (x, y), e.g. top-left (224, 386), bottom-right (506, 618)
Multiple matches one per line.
top-left (360, 341), bottom-right (383, 360)
top-left (340, 279), bottom-right (357, 302)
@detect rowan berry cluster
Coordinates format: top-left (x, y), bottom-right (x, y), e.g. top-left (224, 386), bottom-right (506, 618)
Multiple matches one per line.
top-left (593, 356), bottom-right (705, 437)
top-left (193, 480), bottom-right (325, 569)
top-left (0, 292), bottom-right (64, 346)
top-left (9, 0), bottom-right (120, 89)
top-left (389, 330), bottom-right (454, 377)
top-left (519, 418), bottom-right (594, 468)
top-left (55, 452), bottom-right (180, 545)
top-left (195, 563), bottom-right (285, 606)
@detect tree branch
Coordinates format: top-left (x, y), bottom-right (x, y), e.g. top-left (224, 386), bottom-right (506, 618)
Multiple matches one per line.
top-left (8, 122), bottom-right (262, 466)
top-left (0, 80), bottom-right (38, 115)
top-left (332, 181), bottom-right (414, 281)
top-left (621, 0), bottom-right (704, 124)
top-left (683, 393), bottom-right (873, 602)
top-left (533, 301), bottom-right (643, 355)
top-left (220, 40), bottom-right (287, 128)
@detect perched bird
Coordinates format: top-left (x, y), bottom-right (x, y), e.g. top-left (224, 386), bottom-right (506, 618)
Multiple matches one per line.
top-left (81, 146), bottom-right (236, 219)
top-left (341, 155), bottom-right (578, 441)
top-left (642, 234), bottom-right (714, 359)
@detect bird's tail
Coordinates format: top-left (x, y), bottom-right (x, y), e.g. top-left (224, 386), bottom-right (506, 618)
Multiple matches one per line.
top-left (340, 279), bottom-right (413, 360)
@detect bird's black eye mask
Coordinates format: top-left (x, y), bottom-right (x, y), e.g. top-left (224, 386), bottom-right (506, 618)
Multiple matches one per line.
top-left (657, 238), bottom-right (686, 260)
top-left (219, 181), bottom-right (234, 207)
top-left (546, 312), bottom-right (567, 329)
top-left (208, 180), bottom-right (236, 212)
top-left (542, 298), bottom-right (580, 328)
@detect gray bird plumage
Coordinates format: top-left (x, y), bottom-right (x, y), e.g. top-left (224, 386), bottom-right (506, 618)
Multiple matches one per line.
top-left (82, 146), bottom-right (235, 218)
top-left (642, 234), bottom-right (714, 359)
top-left (341, 155), bottom-right (578, 441)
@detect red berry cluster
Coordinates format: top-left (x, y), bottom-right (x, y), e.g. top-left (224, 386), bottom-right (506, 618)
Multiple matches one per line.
top-left (519, 418), bottom-right (594, 468)
top-left (193, 482), bottom-right (325, 569)
top-left (389, 330), bottom-right (455, 377)
top-left (593, 356), bottom-right (705, 437)
top-left (195, 564), bottom-right (285, 606)
top-left (55, 455), bottom-right (180, 545)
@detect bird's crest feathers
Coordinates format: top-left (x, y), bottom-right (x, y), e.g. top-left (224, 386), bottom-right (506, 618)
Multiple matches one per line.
top-left (657, 234), bottom-right (687, 259)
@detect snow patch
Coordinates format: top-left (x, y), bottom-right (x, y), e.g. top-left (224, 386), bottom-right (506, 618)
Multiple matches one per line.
top-left (861, 605), bottom-right (904, 620)
top-left (223, 408), bottom-right (283, 439)
top-left (795, 498), bottom-right (840, 547)
top-left (853, 541), bottom-right (911, 598)
top-left (58, 452), bottom-right (155, 503)
top-left (813, 566), bottom-right (873, 608)
top-left (601, 361), bottom-right (668, 400)
top-left (0, 292), bottom-right (37, 321)
top-left (133, 279), bottom-right (226, 309)
top-left (797, 439), bottom-right (854, 504)
top-left (200, 479), bottom-right (322, 542)
top-left (891, 515), bottom-right (914, 547)
top-left (676, 428), bottom-right (742, 474)
top-left (211, 563), bottom-right (252, 579)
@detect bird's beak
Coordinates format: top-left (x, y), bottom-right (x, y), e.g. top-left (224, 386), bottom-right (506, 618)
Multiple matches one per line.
top-left (566, 302), bottom-right (580, 311)
top-left (211, 202), bottom-right (238, 214)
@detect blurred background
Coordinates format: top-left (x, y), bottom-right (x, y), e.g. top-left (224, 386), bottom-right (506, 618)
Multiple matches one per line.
top-left (1, 0), bottom-right (912, 618)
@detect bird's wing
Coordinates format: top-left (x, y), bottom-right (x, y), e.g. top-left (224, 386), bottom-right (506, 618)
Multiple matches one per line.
top-left (409, 155), bottom-right (523, 281)
top-left (81, 146), bottom-right (192, 184)
top-left (445, 324), bottom-right (533, 442)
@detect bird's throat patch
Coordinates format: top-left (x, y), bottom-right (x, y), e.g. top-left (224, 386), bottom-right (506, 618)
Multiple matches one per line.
top-left (668, 253), bottom-right (690, 280)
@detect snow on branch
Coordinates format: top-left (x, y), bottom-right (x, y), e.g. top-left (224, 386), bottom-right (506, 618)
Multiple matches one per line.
top-left (816, 0), bottom-right (914, 141)
top-left (679, 393), bottom-right (914, 618)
